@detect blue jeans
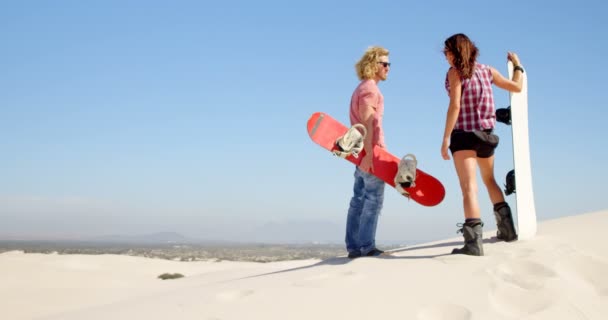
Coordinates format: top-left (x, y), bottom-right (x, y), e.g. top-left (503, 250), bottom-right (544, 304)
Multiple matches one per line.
top-left (345, 167), bottom-right (385, 255)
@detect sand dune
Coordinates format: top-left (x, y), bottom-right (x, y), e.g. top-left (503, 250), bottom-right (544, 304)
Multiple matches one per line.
top-left (1, 210), bottom-right (607, 320)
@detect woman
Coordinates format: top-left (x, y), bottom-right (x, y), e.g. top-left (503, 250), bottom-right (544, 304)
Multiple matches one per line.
top-left (441, 33), bottom-right (523, 256)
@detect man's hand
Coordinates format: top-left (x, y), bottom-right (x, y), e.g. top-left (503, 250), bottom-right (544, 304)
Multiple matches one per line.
top-left (359, 153), bottom-right (374, 173)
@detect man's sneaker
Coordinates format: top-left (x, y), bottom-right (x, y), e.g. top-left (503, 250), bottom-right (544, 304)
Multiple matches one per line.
top-left (347, 251), bottom-right (362, 259)
top-left (365, 248), bottom-right (385, 257)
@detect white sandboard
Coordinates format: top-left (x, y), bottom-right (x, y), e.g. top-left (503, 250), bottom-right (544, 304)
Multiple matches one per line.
top-left (507, 61), bottom-right (537, 240)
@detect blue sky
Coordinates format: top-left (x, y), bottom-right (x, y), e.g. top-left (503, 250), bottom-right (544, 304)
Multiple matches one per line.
top-left (1, 0), bottom-right (607, 244)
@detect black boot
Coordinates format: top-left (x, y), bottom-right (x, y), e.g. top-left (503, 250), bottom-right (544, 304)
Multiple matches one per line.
top-left (494, 202), bottom-right (518, 242)
top-left (451, 220), bottom-right (484, 256)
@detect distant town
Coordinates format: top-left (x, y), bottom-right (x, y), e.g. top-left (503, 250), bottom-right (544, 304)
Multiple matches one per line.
top-left (0, 240), bottom-right (369, 262)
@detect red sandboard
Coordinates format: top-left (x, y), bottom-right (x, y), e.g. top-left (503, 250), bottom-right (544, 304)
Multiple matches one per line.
top-left (307, 112), bottom-right (445, 207)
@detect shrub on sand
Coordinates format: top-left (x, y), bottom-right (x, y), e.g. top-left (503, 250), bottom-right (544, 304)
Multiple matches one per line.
top-left (157, 273), bottom-right (184, 280)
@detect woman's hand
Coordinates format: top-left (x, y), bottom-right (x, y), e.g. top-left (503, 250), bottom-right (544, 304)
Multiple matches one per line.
top-left (508, 52), bottom-right (521, 66)
top-left (441, 137), bottom-right (451, 160)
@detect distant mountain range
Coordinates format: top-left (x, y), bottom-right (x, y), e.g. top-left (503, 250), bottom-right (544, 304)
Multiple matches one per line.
top-left (90, 232), bottom-right (240, 245)
top-left (92, 231), bottom-right (191, 244)
top-left (0, 232), bottom-right (236, 245)
top-left (0, 220), bottom-right (350, 245)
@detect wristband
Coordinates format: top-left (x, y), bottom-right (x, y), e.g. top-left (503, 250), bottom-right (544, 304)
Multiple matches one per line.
top-left (513, 65), bottom-right (525, 73)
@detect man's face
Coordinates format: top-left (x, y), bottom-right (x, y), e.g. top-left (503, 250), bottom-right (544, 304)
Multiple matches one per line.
top-left (375, 56), bottom-right (390, 81)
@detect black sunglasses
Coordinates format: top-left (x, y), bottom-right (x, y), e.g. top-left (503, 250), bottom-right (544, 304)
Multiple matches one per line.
top-left (378, 62), bottom-right (391, 68)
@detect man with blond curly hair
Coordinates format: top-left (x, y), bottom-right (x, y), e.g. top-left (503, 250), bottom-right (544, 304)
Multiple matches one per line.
top-left (345, 46), bottom-right (391, 259)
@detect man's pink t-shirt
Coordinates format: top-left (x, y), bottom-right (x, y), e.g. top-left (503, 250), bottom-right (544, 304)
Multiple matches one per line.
top-left (349, 79), bottom-right (385, 148)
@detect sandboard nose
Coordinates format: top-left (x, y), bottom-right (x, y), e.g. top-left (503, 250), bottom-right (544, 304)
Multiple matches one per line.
top-left (307, 112), bottom-right (323, 137)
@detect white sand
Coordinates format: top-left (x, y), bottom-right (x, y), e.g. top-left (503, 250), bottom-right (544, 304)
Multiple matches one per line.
top-left (2, 210), bottom-right (607, 320)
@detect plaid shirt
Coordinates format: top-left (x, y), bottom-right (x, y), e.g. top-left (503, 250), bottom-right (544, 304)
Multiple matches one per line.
top-left (445, 63), bottom-right (496, 131)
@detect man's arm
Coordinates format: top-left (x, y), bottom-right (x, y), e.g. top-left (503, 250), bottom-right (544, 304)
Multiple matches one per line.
top-left (359, 103), bottom-right (376, 173)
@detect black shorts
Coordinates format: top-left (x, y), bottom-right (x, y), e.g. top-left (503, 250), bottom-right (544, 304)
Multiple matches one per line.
top-left (449, 129), bottom-right (498, 158)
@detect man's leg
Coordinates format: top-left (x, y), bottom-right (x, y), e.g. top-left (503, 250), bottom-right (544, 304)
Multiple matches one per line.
top-left (358, 172), bottom-right (385, 255)
top-left (346, 168), bottom-right (365, 255)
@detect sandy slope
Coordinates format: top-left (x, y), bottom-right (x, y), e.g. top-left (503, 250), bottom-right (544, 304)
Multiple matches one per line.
top-left (1, 210), bottom-right (606, 320)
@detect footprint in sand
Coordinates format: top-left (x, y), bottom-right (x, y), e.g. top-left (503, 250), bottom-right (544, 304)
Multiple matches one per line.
top-left (486, 260), bottom-right (558, 317)
top-left (291, 271), bottom-right (363, 288)
top-left (516, 303), bottom-right (589, 320)
top-left (489, 260), bottom-right (557, 290)
top-left (510, 247), bottom-right (536, 259)
top-left (291, 273), bottom-right (331, 287)
top-left (417, 303), bottom-right (472, 320)
top-left (488, 281), bottom-right (557, 317)
top-left (215, 289), bottom-right (254, 302)
top-left (555, 254), bottom-right (608, 297)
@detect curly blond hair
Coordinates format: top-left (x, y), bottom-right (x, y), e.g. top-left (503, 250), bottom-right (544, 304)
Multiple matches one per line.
top-left (355, 46), bottom-right (389, 80)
